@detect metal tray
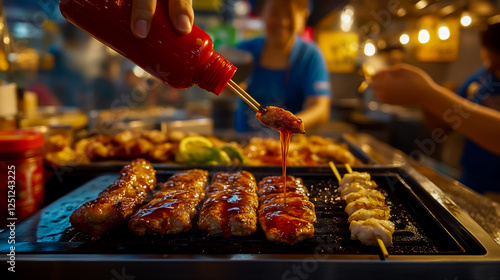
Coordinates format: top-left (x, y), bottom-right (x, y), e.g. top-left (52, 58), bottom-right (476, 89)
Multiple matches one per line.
top-left (43, 135), bottom-right (377, 173)
top-left (0, 166), bottom-right (486, 253)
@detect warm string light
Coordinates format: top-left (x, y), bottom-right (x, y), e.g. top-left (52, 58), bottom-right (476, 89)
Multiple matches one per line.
top-left (418, 29), bottom-right (430, 44)
top-left (399, 33), bottom-right (410, 45)
top-left (340, 3), bottom-right (466, 51)
top-left (461, 12), bottom-right (472, 27)
top-left (340, 5), bottom-right (354, 32)
top-left (440, 5), bottom-right (455, 16)
top-left (396, 8), bottom-right (407, 17)
top-left (415, 0), bottom-right (428, 10)
top-left (438, 25), bottom-right (450, 40)
top-left (399, 24), bottom-right (453, 45)
top-left (364, 42), bottom-right (376, 56)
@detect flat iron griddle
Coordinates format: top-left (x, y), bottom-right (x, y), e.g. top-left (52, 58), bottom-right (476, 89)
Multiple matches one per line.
top-left (1, 166), bottom-right (485, 256)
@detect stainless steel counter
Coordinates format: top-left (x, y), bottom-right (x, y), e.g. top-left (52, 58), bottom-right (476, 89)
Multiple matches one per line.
top-left (2, 132), bottom-right (499, 280)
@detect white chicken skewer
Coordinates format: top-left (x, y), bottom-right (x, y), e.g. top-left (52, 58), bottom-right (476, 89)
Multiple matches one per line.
top-left (329, 162), bottom-right (392, 259)
top-left (343, 164), bottom-right (392, 259)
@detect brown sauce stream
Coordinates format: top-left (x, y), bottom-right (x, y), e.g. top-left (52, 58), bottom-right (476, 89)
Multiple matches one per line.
top-left (280, 130), bottom-right (292, 206)
top-left (255, 106), bottom-right (304, 208)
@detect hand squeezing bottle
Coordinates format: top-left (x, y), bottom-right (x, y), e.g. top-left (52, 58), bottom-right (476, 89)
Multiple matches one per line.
top-left (60, 0), bottom-right (301, 131)
top-left (60, 0), bottom-right (236, 95)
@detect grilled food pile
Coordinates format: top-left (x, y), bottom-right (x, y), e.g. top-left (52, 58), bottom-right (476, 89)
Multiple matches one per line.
top-left (45, 131), bottom-right (360, 167)
top-left (243, 135), bottom-right (360, 166)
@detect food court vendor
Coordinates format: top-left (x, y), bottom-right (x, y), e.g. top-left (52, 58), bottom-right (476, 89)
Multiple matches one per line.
top-left (235, 0), bottom-right (332, 133)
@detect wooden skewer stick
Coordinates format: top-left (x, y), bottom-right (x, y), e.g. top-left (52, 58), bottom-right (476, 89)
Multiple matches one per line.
top-left (344, 163), bottom-right (389, 260)
top-left (227, 80), bottom-right (262, 112)
top-left (344, 163), bottom-right (353, 174)
top-left (328, 161), bottom-right (341, 182)
top-left (376, 236), bottom-right (389, 260)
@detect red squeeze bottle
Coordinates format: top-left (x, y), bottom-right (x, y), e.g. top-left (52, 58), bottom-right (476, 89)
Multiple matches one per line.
top-left (59, 0), bottom-right (236, 95)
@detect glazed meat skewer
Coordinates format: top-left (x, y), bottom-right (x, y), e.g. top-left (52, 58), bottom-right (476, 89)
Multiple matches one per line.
top-left (257, 175), bottom-right (316, 244)
top-left (198, 171), bottom-right (259, 237)
top-left (128, 169), bottom-right (208, 236)
top-left (226, 80), bottom-right (304, 134)
top-left (70, 159), bottom-right (156, 237)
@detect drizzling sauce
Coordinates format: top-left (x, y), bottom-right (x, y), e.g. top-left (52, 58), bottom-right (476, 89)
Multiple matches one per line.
top-left (255, 106), bottom-right (305, 207)
top-left (280, 130), bottom-right (292, 205)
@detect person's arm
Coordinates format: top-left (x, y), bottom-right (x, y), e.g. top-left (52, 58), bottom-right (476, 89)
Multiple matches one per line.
top-left (296, 95), bottom-right (331, 129)
top-left (422, 109), bottom-right (452, 133)
top-left (423, 69), bottom-right (481, 133)
top-left (421, 85), bottom-right (500, 156)
top-left (370, 64), bottom-right (500, 156)
top-left (131, 0), bottom-right (194, 38)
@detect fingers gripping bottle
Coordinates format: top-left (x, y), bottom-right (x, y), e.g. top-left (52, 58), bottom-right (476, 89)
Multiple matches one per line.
top-left (59, 0), bottom-right (236, 95)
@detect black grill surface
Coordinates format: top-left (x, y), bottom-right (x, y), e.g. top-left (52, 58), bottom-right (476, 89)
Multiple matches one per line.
top-left (0, 167), bottom-right (485, 256)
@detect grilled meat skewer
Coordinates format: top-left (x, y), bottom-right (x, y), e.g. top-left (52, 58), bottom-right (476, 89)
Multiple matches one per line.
top-left (337, 171), bottom-right (394, 247)
top-left (128, 169), bottom-right (208, 236)
top-left (70, 159), bottom-right (156, 237)
top-left (257, 176), bottom-right (316, 244)
top-left (198, 171), bottom-right (259, 237)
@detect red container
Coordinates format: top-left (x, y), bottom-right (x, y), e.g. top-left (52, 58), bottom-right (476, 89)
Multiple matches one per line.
top-left (0, 130), bottom-right (44, 224)
top-left (59, 0), bottom-right (237, 95)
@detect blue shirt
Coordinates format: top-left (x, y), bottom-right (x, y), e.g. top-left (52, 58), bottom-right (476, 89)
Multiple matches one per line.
top-left (456, 67), bottom-right (500, 193)
top-left (235, 37), bottom-right (332, 132)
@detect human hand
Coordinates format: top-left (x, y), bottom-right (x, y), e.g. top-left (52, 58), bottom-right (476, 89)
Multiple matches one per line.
top-left (369, 63), bottom-right (438, 107)
top-left (131, 0), bottom-right (194, 38)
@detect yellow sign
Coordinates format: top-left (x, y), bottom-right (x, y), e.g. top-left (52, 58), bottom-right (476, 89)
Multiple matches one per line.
top-left (317, 31), bottom-right (359, 73)
top-left (416, 16), bottom-right (460, 62)
top-left (194, 0), bottom-right (222, 11)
